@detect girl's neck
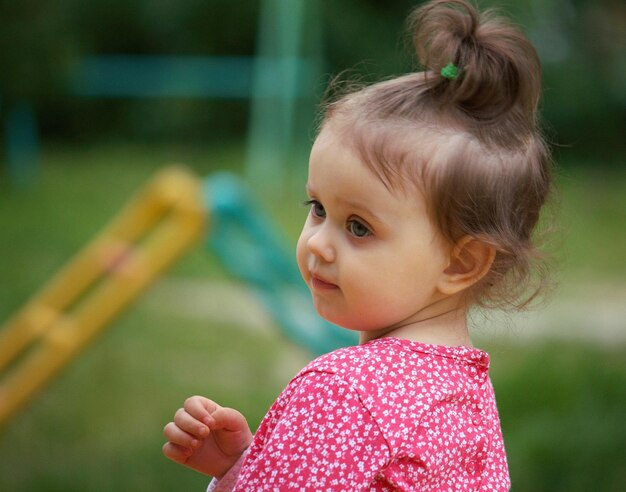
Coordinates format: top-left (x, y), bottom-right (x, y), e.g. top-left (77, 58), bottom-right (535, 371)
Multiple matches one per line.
top-left (359, 296), bottom-right (471, 348)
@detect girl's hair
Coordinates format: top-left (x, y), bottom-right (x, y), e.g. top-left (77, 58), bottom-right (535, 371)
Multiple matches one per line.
top-left (320, 0), bottom-right (554, 310)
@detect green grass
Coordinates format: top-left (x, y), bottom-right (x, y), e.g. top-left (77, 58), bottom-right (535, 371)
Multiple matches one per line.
top-left (487, 341), bottom-right (626, 491)
top-left (0, 307), bottom-right (307, 491)
top-left (0, 141), bottom-right (625, 490)
top-left (556, 164), bottom-right (626, 283)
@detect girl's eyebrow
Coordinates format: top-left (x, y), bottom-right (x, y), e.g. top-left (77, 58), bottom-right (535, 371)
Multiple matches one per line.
top-left (337, 197), bottom-right (384, 224)
top-left (305, 183), bottom-right (319, 197)
top-left (305, 184), bottom-right (385, 223)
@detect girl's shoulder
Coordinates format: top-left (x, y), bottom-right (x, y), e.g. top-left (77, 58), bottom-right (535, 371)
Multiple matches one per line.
top-left (299, 336), bottom-right (491, 382)
top-left (289, 337), bottom-right (494, 421)
top-left (286, 337), bottom-right (497, 452)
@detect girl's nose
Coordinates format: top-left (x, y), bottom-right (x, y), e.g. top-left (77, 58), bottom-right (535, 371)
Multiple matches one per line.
top-left (307, 226), bottom-right (336, 263)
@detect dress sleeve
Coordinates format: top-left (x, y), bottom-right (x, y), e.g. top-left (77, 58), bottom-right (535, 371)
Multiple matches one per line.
top-left (234, 371), bottom-right (391, 491)
top-left (206, 451), bottom-right (248, 492)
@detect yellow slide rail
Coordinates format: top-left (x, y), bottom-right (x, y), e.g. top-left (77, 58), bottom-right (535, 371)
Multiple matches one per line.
top-left (0, 167), bottom-right (205, 427)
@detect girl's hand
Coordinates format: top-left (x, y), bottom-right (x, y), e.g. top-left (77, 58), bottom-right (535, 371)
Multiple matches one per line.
top-left (162, 396), bottom-right (253, 478)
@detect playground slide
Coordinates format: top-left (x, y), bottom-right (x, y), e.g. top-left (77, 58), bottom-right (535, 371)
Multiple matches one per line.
top-left (0, 167), bottom-right (204, 426)
top-left (0, 167), bottom-right (353, 428)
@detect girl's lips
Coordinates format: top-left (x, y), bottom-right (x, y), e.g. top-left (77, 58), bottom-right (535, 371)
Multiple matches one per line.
top-left (311, 275), bottom-right (338, 290)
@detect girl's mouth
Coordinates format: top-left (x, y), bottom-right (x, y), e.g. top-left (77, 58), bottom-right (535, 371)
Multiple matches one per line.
top-left (311, 275), bottom-right (339, 290)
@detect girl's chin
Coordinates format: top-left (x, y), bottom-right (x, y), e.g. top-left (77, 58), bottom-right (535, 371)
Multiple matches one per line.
top-left (318, 315), bottom-right (379, 333)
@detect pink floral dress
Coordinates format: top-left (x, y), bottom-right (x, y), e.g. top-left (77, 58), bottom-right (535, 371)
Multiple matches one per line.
top-left (213, 337), bottom-right (510, 491)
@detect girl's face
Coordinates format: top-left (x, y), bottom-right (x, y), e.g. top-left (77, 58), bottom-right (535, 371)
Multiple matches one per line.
top-left (296, 125), bottom-right (451, 340)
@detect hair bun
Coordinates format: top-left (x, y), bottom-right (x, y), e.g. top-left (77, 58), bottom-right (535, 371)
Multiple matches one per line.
top-left (409, 0), bottom-right (542, 121)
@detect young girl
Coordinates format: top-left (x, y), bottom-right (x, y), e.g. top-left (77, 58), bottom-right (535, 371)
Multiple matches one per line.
top-left (162, 0), bottom-right (553, 489)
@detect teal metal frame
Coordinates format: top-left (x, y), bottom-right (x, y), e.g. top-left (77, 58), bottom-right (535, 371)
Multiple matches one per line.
top-left (3, 0), bottom-right (322, 190)
top-left (203, 172), bottom-right (355, 355)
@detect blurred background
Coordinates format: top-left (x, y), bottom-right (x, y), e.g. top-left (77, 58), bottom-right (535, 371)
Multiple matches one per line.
top-left (0, 0), bottom-right (624, 490)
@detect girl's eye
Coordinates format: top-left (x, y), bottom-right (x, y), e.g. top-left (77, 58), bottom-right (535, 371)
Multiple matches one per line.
top-left (348, 219), bottom-right (372, 238)
top-left (306, 200), bottom-right (326, 218)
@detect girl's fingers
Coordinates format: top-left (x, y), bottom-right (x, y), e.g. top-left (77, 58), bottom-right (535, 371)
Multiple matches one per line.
top-left (163, 421), bottom-right (203, 449)
top-left (162, 441), bottom-right (193, 464)
top-left (184, 396), bottom-right (218, 425)
top-left (173, 408), bottom-right (210, 439)
top-left (211, 407), bottom-right (249, 433)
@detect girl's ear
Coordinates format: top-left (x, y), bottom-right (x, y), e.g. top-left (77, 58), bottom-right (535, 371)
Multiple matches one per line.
top-left (437, 236), bottom-right (496, 296)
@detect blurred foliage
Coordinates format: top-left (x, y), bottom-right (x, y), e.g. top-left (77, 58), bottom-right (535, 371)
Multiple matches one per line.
top-left (0, 0), bottom-right (77, 102)
top-left (490, 340), bottom-right (626, 491)
top-left (0, 0), bottom-right (624, 158)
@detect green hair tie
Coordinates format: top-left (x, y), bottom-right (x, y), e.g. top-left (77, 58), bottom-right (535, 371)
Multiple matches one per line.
top-left (440, 62), bottom-right (460, 80)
